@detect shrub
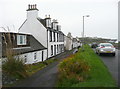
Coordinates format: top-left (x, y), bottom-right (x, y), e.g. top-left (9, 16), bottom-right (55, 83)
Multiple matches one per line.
top-left (58, 53), bottom-right (90, 86)
top-left (2, 56), bottom-right (28, 79)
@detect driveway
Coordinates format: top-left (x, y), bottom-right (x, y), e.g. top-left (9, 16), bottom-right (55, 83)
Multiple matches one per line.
top-left (14, 50), bottom-right (74, 87)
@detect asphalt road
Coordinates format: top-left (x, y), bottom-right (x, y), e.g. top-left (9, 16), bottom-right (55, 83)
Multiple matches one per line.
top-left (94, 49), bottom-right (119, 87)
top-left (14, 50), bottom-right (74, 87)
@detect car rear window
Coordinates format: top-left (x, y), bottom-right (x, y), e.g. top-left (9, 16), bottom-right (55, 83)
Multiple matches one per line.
top-left (101, 44), bottom-right (112, 47)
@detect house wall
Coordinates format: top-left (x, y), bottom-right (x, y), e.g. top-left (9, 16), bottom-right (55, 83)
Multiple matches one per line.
top-left (19, 49), bottom-right (47, 64)
top-left (73, 42), bottom-right (78, 48)
top-left (19, 6), bottom-right (65, 59)
top-left (64, 36), bottom-right (73, 50)
top-left (19, 12), bottom-right (47, 48)
top-left (47, 30), bottom-right (64, 58)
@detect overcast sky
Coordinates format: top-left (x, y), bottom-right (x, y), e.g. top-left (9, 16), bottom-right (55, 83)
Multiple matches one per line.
top-left (0, 0), bottom-right (119, 39)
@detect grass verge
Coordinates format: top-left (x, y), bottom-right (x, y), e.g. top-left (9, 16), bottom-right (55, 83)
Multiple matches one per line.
top-left (57, 45), bottom-right (117, 87)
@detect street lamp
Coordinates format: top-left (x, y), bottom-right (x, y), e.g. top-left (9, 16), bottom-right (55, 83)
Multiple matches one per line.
top-left (82, 15), bottom-right (90, 51)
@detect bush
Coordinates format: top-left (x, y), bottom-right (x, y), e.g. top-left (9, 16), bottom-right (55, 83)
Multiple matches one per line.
top-left (2, 56), bottom-right (28, 79)
top-left (58, 53), bottom-right (90, 86)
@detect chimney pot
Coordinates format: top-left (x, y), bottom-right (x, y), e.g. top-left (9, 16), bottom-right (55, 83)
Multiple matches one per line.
top-left (35, 4), bottom-right (37, 8)
top-left (31, 5), bottom-right (32, 9)
top-left (28, 4), bottom-right (30, 9)
top-left (33, 5), bottom-right (35, 9)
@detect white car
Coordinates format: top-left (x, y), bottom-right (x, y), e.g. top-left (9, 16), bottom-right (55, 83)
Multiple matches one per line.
top-left (96, 43), bottom-right (116, 56)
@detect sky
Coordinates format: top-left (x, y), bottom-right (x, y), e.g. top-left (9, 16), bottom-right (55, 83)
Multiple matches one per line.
top-left (0, 0), bottom-right (119, 39)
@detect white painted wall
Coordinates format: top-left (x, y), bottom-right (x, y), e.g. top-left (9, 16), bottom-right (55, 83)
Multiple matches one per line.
top-left (19, 8), bottom-right (65, 59)
top-left (19, 49), bottom-right (47, 64)
top-left (73, 41), bottom-right (78, 48)
top-left (64, 36), bottom-right (73, 50)
top-left (47, 30), bottom-right (64, 58)
top-left (27, 10), bottom-right (38, 20)
top-left (19, 10), bottom-right (47, 48)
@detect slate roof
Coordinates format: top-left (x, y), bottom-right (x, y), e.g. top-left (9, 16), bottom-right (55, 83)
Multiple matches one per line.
top-left (13, 35), bottom-right (47, 54)
top-left (37, 17), bottom-right (65, 36)
top-left (37, 18), bottom-right (46, 28)
top-left (1, 32), bottom-right (46, 57)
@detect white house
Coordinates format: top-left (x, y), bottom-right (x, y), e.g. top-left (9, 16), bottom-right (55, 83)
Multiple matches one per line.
top-left (64, 32), bottom-right (73, 50)
top-left (42, 16), bottom-right (65, 58)
top-left (0, 32), bottom-right (47, 64)
top-left (19, 4), bottom-right (65, 59)
top-left (72, 38), bottom-right (78, 48)
top-left (19, 4), bottom-right (47, 48)
top-left (72, 37), bottom-right (81, 48)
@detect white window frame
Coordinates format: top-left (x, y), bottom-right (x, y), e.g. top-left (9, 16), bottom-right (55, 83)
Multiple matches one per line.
top-left (17, 35), bottom-right (27, 45)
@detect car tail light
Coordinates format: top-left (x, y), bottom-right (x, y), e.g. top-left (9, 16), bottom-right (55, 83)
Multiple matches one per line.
top-left (111, 46), bottom-right (115, 48)
top-left (100, 46), bottom-right (105, 48)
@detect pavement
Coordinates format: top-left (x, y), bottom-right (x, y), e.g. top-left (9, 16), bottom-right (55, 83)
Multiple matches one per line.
top-left (13, 50), bottom-right (74, 87)
top-left (93, 48), bottom-right (119, 87)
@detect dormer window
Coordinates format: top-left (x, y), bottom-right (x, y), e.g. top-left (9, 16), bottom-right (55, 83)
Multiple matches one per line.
top-left (45, 15), bottom-right (51, 28)
top-left (52, 19), bottom-right (58, 30)
top-left (17, 35), bottom-right (27, 45)
top-left (46, 19), bottom-right (51, 28)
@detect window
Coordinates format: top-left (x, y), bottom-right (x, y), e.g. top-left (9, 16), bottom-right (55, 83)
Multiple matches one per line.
top-left (54, 45), bottom-right (56, 55)
top-left (57, 33), bottom-right (58, 42)
top-left (46, 19), bottom-right (49, 27)
top-left (53, 23), bottom-right (55, 29)
top-left (49, 31), bottom-right (52, 42)
top-left (17, 35), bottom-right (26, 45)
top-left (34, 52), bottom-right (37, 60)
top-left (54, 32), bottom-right (55, 42)
top-left (46, 19), bottom-right (51, 28)
top-left (51, 45), bottom-right (53, 56)
top-left (48, 20), bottom-right (51, 28)
top-left (57, 45), bottom-right (58, 53)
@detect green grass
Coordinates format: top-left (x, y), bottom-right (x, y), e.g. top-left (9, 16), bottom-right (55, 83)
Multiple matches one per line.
top-left (57, 45), bottom-right (117, 87)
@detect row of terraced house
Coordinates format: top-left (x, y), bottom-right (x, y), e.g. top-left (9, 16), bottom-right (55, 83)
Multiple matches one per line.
top-left (0, 4), bottom-right (81, 64)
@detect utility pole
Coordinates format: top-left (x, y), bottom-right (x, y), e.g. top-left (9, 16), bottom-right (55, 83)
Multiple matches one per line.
top-left (82, 15), bottom-right (90, 51)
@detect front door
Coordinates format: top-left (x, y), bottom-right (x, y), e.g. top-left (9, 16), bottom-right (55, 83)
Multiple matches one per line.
top-left (54, 45), bottom-right (56, 55)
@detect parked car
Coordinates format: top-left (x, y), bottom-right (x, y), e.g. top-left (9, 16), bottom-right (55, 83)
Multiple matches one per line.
top-left (91, 43), bottom-right (98, 48)
top-left (96, 43), bottom-right (116, 56)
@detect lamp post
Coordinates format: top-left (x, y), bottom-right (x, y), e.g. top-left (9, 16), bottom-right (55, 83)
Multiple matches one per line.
top-left (82, 15), bottom-right (90, 51)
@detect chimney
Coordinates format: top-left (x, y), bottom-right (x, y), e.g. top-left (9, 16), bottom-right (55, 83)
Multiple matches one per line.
top-left (45, 15), bottom-right (51, 28)
top-left (27, 4), bottom-right (39, 20)
top-left (52, 19), bottom-right (58, 30)
top-left (49, 15), bottom-right (50, 18)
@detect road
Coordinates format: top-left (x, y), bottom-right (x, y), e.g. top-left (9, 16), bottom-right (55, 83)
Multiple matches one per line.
top-left (94, 49), bottom-right (119, 87)
top-left (13, 50), bottom-right (74, 87)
